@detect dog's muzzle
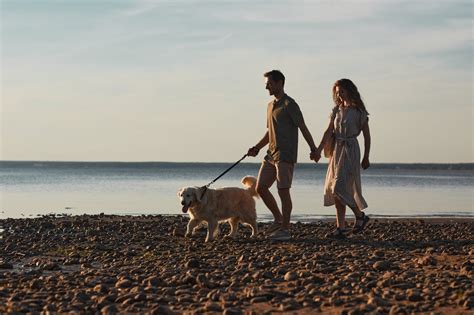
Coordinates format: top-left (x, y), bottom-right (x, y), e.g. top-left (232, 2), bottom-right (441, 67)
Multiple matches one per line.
top-left (181, 201), bottom-right (190, 213)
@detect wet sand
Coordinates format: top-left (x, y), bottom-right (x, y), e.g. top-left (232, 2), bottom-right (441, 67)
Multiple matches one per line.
top-left (0, 214), bottom-right (473, 314)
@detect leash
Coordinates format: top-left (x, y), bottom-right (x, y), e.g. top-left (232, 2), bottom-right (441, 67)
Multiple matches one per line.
top-left (200, 154), bottom-right (248, 197)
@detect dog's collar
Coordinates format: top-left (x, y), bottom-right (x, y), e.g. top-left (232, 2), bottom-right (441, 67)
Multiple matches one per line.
top-left (200, 186), bottom-right (208, 199)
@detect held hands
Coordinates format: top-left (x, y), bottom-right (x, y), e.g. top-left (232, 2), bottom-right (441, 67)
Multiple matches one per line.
top-left (247, 146), bottom-right (260, 157)
top-left (310, 149), bottom-right (321, 163)
top-left (361, 156), bottom-right (370, 169)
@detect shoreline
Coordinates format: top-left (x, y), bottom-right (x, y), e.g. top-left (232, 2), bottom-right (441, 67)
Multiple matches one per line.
top-left (1, 214), bottom-right (473, 314)
top-left (2, 213), bottom-right (474, 223)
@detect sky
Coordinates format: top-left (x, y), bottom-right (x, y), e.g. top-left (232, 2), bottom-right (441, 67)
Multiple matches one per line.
top-left (1, 0), bottom-right (472, 163)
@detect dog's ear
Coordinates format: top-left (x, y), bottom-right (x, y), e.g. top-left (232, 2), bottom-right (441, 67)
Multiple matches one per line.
top-left (177, 188), bottom-right (184, 197)
top-left (194, 187), bottom-right (203, 202)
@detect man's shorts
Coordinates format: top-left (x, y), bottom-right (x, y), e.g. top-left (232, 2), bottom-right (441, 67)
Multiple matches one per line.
top-left (256, 160), bottom-right (295, 190)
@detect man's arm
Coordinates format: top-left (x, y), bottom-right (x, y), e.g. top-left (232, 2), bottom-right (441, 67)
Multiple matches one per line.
top-left (255, 131), bottom-right (269, 150)
top-left (298, 122), bottom-right (319, 161)
top-left (247, 131), bottom-right (269, 156)
top-left (285, 102), bottom-right (318, 160)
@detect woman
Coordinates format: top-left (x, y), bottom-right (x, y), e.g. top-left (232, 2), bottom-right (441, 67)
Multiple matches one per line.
top-left (315, 78), bottom-right (371, 238)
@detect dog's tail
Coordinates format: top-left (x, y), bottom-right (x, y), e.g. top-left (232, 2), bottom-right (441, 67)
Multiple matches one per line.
top-left (241, 176), bottom-right (259, 198)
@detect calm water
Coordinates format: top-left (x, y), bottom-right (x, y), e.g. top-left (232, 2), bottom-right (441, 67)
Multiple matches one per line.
top-left (0, 161), bottom-right (473, 220)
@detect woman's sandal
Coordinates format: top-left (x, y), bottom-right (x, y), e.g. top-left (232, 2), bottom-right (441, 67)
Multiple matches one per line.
top-left (325, 227), bottom-right (347, 239)
top-left (352, 212), bottom-right (370, 234)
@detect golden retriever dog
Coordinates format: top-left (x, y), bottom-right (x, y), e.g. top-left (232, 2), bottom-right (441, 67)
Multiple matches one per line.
top-left (177, 176), bottom-right (258, 242)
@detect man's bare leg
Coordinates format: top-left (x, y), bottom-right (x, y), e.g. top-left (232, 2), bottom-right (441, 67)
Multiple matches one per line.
top-left (278, 188), bottom-right (292, 230)
top-left (257, 186), bottom-right (283, 224)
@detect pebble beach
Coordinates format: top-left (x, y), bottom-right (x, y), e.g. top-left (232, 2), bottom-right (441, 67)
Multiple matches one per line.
top-left (0, 214), bottom-right (473, 314)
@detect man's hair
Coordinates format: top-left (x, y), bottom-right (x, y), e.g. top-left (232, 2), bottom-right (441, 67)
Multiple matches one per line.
top-left (264, 70), bottom-right (285, 86)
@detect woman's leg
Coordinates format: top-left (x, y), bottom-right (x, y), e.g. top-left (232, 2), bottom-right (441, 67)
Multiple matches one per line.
top-left (350, 205), bottom-right (370, 232)
top-left (335, 197), bottom-right (346, 229)
top-left (349, 205), bottom-right (363, 218)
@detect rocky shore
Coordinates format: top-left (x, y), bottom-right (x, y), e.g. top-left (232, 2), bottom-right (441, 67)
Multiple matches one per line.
top-left (0, 214), bottom-right (473, 314)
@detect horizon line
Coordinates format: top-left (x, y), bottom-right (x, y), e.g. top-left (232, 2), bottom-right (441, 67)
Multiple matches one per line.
top-left (1, 160), bottom-right (473, 165)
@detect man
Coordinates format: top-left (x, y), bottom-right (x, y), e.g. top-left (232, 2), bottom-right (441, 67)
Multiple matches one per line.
top-left (247, 70), bottom-right (320, 241)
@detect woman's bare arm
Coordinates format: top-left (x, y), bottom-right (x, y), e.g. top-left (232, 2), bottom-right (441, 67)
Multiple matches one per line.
top-left (361, 122), bottom-right (371, 169)
top-left (316, 118), bottom-right (335, 156)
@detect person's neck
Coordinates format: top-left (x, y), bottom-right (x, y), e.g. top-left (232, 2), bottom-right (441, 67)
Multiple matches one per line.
top-left (274, 90), bottom-right (285, 102)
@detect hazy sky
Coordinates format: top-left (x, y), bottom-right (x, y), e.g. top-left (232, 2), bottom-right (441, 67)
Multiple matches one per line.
top-left (1, 0), bottom-right (472, 163)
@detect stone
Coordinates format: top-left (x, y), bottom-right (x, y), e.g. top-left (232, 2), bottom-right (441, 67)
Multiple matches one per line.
top-left (0, 262), bottom-right (13, 269)
top-left (101, 304), bottom-right (118, 314)
top-left (43, 304), bottom-right (57, 312)
top-left (42, 262), bottom-right (61, 271)
top-left (73, 291), bottom-right (90, 302)
top-left (250, 296), bottom-right (267, 303)
top-left (143, 276), bottom-right (162, 287)
top-left (373, 260), bottom-right (391, 271)
top-left (196, 274), bottom-right (208, 287)
top-left (150, 305), bottom-right (174, 315)
top-left (373, 250), bottom-right (385, 258)
top-left (407, 289), bottom-right (422, 302)
top-left (186, 259), bottom-right (200, 269)
top-left (329, 297), bottom-right (344, 306)
top-left (94, 284), bottom-right (109, 294)
top-left (115, 279), bottom-right (132, 288)
top-left (464, 298), bottom-right (474, 308)
top-left (416, 256), bottom-right (437, 266)
top-left (205, 302), bottom-right (222, 312)
top-left (29, 279), bottom-right (42, 290)
top-left (134, 293), bottom-right (146, 301)
top-left (223, 308), bottom-right (243, 315)
top-left (368, 296), bottom-right (390, 307)
top-left (284, 271), bottom-right (297, 281)
top-left (382, 272), bottom-right (395, 280)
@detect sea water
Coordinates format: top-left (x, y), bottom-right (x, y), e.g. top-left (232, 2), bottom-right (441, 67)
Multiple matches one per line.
top-left (0, 161), bottom-right (472, 220)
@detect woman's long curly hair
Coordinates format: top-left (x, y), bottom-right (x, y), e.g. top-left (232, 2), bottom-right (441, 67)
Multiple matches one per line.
top-left (332, 78), bottom-right (369, 115)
